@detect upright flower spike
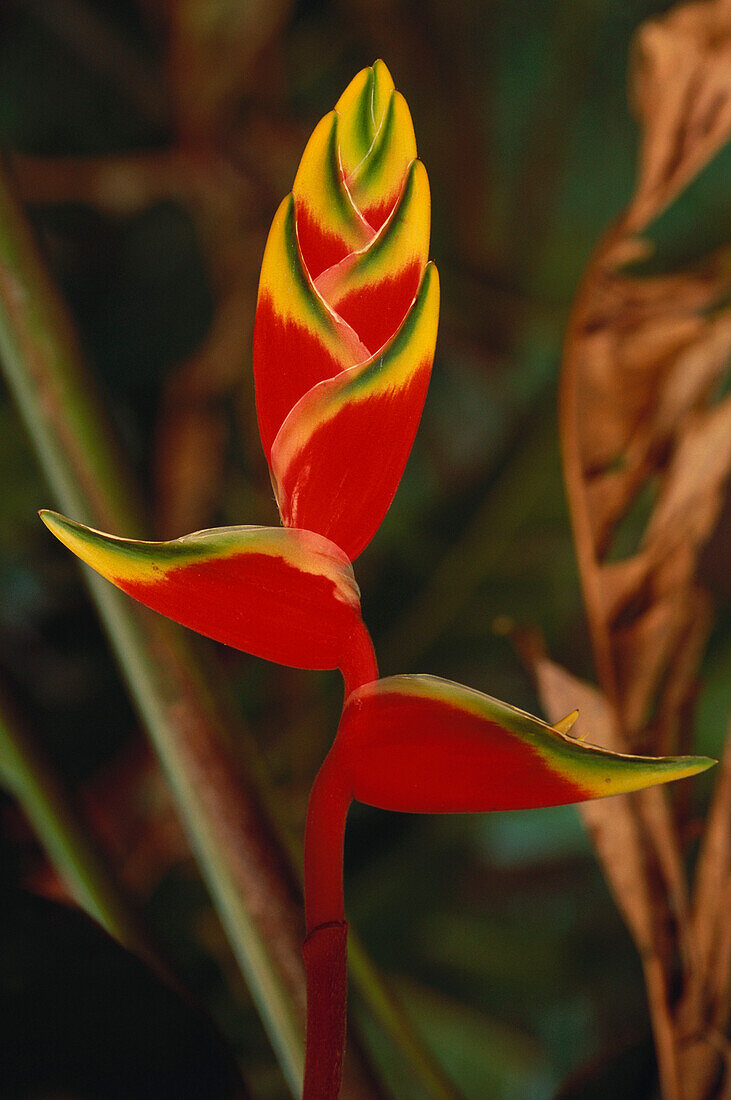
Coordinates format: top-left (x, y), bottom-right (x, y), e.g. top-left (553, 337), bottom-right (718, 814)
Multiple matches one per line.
top-left (39, 512), bottom-right (376, 695)
top-left (253, 61), bottom-right (438, 560)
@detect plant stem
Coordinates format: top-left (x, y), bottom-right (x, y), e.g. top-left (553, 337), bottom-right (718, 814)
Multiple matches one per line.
top-left (0, 162), bottom-right (458, 1100)
top-left (347, 941), bottom-right (459, 1100)
top-left (0, 680), bottom-right (150, 958)
top-left (0, 159), bottom-right (381, 1098)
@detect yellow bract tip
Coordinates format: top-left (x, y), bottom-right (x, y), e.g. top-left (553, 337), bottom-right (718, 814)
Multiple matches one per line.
top-left (553, 710), bottom-right (580, 736)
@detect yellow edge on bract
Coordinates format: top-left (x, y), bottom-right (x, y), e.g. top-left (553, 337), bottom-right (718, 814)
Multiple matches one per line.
top-left (257, 194), bottom-right (369, 364)
top-left (321, 160), bottom-right (430, 304)
top-left (329, 261), bottom-right (439, 406)
top-left (344, 674), bottom-right (715, 799)
top-left (334, 66), bottom-right (374, 175)
top-left (40, 510), bottom-right (160, 585)
top-left (292, 111), bottom-right (371, 250)
top-left (346, 92), bottom-right (417, 212)
top-left (371, 60), bottom-right (396, 133)
top-left (39, 512), bottom-right (363, 609)
top-left (271, 262), bottom-right (439, 475)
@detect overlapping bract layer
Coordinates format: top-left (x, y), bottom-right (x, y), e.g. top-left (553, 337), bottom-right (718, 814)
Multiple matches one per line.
top-left (254, 60), bottom-right (438, 560)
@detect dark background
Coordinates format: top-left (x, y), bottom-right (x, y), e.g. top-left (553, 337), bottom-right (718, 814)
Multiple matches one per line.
top-left (0, 1), bottom-right (727, 1097)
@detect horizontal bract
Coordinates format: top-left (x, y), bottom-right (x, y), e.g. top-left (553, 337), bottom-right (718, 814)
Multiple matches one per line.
top-left (302, 672), bottom-right (714, 1098)
top-left (40, 511), bottom-right (366, 673)
top-left (335, 675), bottom-right (713, 811)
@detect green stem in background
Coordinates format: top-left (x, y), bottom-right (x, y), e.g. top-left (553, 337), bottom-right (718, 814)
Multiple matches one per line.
top-left (0, 162), bottom-right (458, 1099)
top-left (348, 939), bottom-right (459, 1100)
top-left (0, 159), bottom-right (358, 1098)
top-left (0, 680), bottom-right (149, 958)
top-left (272, 784), bottom-right (459, 1100)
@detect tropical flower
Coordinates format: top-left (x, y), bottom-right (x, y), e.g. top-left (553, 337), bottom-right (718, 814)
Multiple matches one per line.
top-left (253, 58), bottom-right (438, 561)
top-left (41, 62), bottom-right (714, 1100)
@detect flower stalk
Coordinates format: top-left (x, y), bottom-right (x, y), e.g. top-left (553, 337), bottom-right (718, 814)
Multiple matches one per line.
top-left (0, 157), bottom-right (379, 1097)
top-left (8, 57), bottom-right (717, 1100)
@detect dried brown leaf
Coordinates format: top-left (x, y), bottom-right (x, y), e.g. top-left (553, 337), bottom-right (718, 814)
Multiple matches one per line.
top-left (692, 733), bottom-right (731, 999)
top-left (562, 13), bottom-right (731, 744)
top-left (574, 265), bottom-right (727, 489)
top-left (528, 657), bottom-right (673, 951)
top-left (526, 656), bottom-right (687, 1097)
top-left (628, 0), bottom-right (731, 232)
top-left (651, 588), bottom-right (712, 757)
top-left (675, 733), bottom-right (731, 1097)
top-left (645, 399), bottom-right (731, 552)
top-left (613, 594), bottom-right (692, 737)
top-left (557, 4), bottom-right (731, 1092)
top-left (652, 310), bottom-right (731, 440)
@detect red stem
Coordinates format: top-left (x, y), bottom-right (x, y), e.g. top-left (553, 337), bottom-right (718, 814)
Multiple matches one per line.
top-left (340, 617), bottom-right (378, 703)
top-left (303, 921), bottom-right (350, 1100)
top-left (304, 744), bottom-right (352, 935)
top-left (303, 744), bottom-right (353, 1099)
top-left (302, 617), bottom-right (376, 1099)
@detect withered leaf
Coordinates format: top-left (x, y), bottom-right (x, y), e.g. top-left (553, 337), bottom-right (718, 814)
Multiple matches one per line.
top-left (628, 0), bottom-right (731, 233)
top-left (526, 657), bottom-right (678, 964)
top-left (551, 4), bottom-right (730, 1093)
top-left (562, 0), bottom-right (731, 741)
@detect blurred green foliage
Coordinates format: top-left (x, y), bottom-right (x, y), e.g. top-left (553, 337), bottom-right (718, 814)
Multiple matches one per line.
top-left (0, 1), bottom-right (727, 1097)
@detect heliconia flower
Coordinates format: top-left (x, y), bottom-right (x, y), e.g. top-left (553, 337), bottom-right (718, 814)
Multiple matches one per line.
top-left (38, 62), bottom-right (718, 1100)
top-left (301, 674), bottom-right (714, 1098)
top-left (38, 511), bottom-right (377, 696)
top-left (253, 60), bottom-right (438, 561)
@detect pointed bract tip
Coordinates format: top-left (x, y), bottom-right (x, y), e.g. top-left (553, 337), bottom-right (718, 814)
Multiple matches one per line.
top-left (553, 710), bottom-right (580, 735)
top-left (670, 755), bottom-right (717, 778)
top-left (39, 509), bottom-right (83, 546)
top-left (372, 58), bottom-right (394, 86)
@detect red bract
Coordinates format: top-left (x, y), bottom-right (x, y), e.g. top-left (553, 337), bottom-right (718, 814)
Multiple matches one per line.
top-left (253, 60), bottom-right (437, 561)
top-left (41, 61), bottom-right (715, 1100)
top-left (300, 677), bottom-right (711, 1097)
top-left (39, 513), bottom-right (377, 698)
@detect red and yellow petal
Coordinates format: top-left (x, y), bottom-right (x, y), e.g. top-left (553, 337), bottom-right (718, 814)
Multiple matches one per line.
top-left (314, 159), bottom-right (430, 356)
top-left (40, 511), bottom-right (365, 672)
top-left (271, 261), bottom-right (440, 560)
top-left (333, 66), bottom-right (380, 178)
top-left (253, 193), bottom-right (370, 459)
top-left (292, 111), bottom-right (372, 281)
top-left (335, 675), bottom-right (714, 812)
top-left (369, 60), bottom-right (397, 145)
top-left (344, 90), bottom-right (417, 232)
top-left (335, 60), bottom-right (396, 178)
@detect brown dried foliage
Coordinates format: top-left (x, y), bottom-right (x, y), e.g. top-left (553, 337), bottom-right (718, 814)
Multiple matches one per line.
top-left (525, 2), bottom-right (731, 1097)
